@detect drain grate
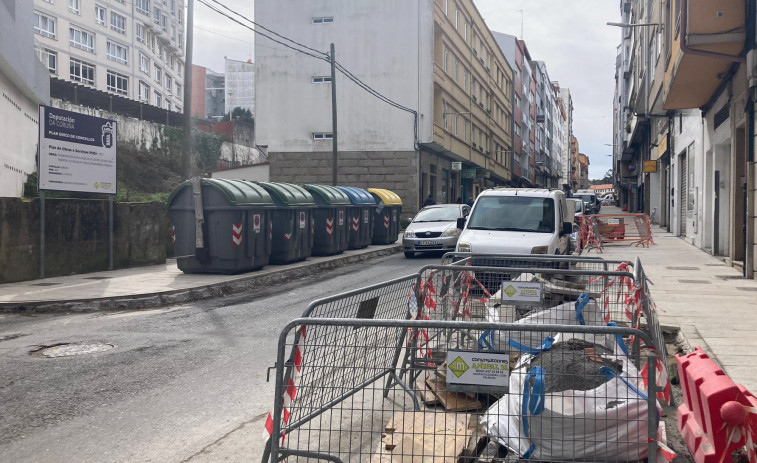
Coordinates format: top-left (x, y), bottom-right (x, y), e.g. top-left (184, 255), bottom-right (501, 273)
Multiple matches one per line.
top-left (715, 275), bottom-right (744, 280)
top-left (30, 282), bottom-right (61, 286)
top-left (666, 266), bottom-right (700, 270)
top-left (736, 287), bottom-right (757, 292)
top-left (84, 276), bottom-right (112, 280)
top-left (678, 280), bottom-right (711, 284)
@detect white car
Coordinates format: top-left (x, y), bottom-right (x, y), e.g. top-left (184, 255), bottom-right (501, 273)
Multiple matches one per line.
top-left (456, 188), bottom-right (573, 256)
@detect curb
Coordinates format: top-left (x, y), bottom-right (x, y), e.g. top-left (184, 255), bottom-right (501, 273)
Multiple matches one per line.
top-left (1, 245), bottom-right (402, 314)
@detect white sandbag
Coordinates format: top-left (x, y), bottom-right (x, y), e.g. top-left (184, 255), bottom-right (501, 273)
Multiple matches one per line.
top-left (481, 333), bottom-right (658, 462)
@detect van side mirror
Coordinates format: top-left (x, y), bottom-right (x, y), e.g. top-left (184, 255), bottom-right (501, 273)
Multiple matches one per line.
top-left (457, 217), bottom-right (467, 229)
top-left (561, 222), bottom-right (573, 236)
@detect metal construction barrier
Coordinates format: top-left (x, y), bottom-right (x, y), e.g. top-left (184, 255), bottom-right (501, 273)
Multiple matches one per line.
top-left (440, 252), bottom-right (627, 270)
top-left (264, 318), bottom-right (667, 463)
top-left (581, 213), bottom-right (655, 249)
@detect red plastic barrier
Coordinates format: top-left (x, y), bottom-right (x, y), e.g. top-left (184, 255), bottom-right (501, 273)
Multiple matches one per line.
top-left (676, 347), bottom-right (756, 463)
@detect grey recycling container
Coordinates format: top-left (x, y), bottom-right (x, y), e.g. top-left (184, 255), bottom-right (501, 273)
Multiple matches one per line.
top-left (167, 178), bottom-right (273, 274)
top-left (256, 181), bottom-right (316, 264)
top-left (335, 186), bottom-right (376, 249)
top-left (302, 184), bottom-right (351, 256)
top-left (368, 188), bottom-right (403, 245)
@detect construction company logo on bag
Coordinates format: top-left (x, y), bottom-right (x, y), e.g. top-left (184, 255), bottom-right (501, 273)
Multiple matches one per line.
top-left (299, 211), bottom-right (306, 229)
top-left (446, 350), bottom-right (509, 392)
top-left (501, 281), bottom-right (543, 303)
top-left (338, 210), bottom-right (344, 226)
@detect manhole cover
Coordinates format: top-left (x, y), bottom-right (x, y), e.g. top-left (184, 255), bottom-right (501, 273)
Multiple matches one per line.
top-left (666, 266), bottom-right (700, 270)
top-left (716, 275), bottom-right (743, 280)
top-left (678, 280), bottom-right (711, 284)
top-left (737, 287), bottom-right (757, 292)
top-left (30, 342), bottom-right (114, 358)
top-left (30, 282), bottom-right (61, 286)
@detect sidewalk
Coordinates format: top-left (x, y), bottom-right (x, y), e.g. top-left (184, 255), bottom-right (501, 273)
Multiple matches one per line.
top-left (0, 243), bottom-right (402, 313)
top-left (594, 207), bottom-right (757, 392)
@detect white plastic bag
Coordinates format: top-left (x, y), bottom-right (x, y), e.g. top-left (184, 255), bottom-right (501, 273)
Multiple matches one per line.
top-left (481, 333), bottom-right (657, 461)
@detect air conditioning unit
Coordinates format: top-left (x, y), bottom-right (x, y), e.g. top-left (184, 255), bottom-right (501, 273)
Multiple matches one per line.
top-left (486, 109), bottom-right (491, 114)
top-left (479, 146), bottom-right (483, 152)
top-left (486, 66), bottom-right (491, 73)
top-left (486, 151), bottom-right (490, 156)
top-left (472, 142), bottom-right (477, 148)
top-left (479, 102), bottom-right (484, 108)
top-left (473, 49), bottom-right (478, 57)
top-left (472, 95), bottom-right (477, 102)
top-left (479, 58), bottom-right (484, 65)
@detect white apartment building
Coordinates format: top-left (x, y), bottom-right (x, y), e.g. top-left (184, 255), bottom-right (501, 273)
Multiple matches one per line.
top-left (32, 0), bottom-right (185, 111)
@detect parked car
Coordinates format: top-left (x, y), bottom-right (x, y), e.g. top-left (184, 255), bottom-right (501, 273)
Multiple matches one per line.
top-left (574, 190), bottom-right (601, 214)
top-left (402, 203), bottom-right (470, 257)
top-left (456, 188), bottom-right (573, 256)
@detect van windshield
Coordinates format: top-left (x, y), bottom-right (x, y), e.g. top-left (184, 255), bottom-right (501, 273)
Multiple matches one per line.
top-left (575, 194), bottom-right (596, 204)
top-left (467, 196), bottom-right (555, 233)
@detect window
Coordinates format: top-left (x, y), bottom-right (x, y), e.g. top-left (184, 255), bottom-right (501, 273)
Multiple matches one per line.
top-left (69, 58), bottom-right (94, 85)
top-left (35, 47), bottom-right (57, 74)
top-left (69, 0), bottom-right (80, 14)
top-left (155, 91), bottom-right (162, 107)
top-left (178, 9), bottom-right (183, 23)
top-left (69, 27), bottom-right (94, 52)
top-left (138, 81), bottom-right (150, 102)
top-left (454, 59), bottom-right (459, 83)
top-left (136, 0), bottom-right (149, 15)
top-left (178, 33), bottom-right (183, 47)
top-left (95, 6), bottom-right (106, 25)
top-left (34, 12), bottom-right (56, 39)
top-left (107, 41), bottom-right (128, 65)
top-left (311, 76), bottom-right (332, 83)
top-left (136, 23), bottom-right (144, 42)
top-left (178, 62), bottom-right (183, 78)
top-left (312, 17), bottom-right (334, 24)
top-left (153, 6), bottom-right (161, 24)
top-left (442, 101), bottom-right (449, 130)
top-left (107, 70), bottom-right (128, 95)
top-left (463, 69), bottom-right (469, 93)
top-left (165, 74), bottom-right (172, 90)
top-left (176, 83), bottom-right (182, 96)
top-left (165, 99), bottom-right (171, 110)
top-left (444, 0), bottom-right (448, 15)
top-left (464, 20), bottom-right (468, 42)
top-left (111, 12), bottom-right (126, 34)
top-left (443, 47), bottom-right (449, 73)
top-left (313, 132), bottom-right (334, 140)
top-left (455, 7), bottom-right (459, 29)
top-left (154, 65), bottom-right (162, 82)
top-left (170, 0), bottom-right (175, 14)
top-left (170, 25), bottom-right (175, 40)
top-left (160, 13), bottom-right (167, 30)
top-left (139, 52), bottom-right (150, 73)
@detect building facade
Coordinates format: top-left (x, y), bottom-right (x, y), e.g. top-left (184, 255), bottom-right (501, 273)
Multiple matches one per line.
top-left (557, 86), bottom-right (573, 192)
top-left (191, 64), bottom-right (225, 120)
top-left (2, 0), bottom-right (51, 197)
top-left (612, 0), bottom-right (755, 278)
top-left (255, 0), bottom-right (514, 215)
top-left (33, 0), bottom-right (185, 111)
top-left (224, 58), bottom-right (254, 117)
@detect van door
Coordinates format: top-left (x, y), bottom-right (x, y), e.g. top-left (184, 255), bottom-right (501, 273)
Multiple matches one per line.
top-left (556, 197), bottom-right (569, 254)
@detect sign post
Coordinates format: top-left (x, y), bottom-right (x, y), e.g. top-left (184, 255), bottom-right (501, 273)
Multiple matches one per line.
top-left (38, 105), bottom-right (118, 277)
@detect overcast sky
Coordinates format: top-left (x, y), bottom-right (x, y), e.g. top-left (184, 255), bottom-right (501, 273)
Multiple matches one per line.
top-left (193, 0), bottom-right (619, 180)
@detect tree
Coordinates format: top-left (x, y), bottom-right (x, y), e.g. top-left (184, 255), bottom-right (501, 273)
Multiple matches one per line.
top-left (222, 106), bottom-right (253, 125)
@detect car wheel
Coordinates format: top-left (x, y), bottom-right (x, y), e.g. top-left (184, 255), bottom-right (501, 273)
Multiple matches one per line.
top-left (404, 251), bottom-right (415, 258)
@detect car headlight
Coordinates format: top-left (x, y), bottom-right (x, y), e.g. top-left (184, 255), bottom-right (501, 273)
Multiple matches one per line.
top-left (441, 228), bottom-right (461, 238)
top-left (457, 241), bottom-right (471, 252)
top-left (531, 246), bottom-right (548, 254)
top-left (404, 230), bottom-right (416, 238)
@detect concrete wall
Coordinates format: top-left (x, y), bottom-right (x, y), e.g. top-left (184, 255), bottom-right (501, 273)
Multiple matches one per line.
top-left (269, 151), bottom-right (419, 217)
top-left (0, 198), bottom-right (168, 284)
top-left (211, 163), bottom-right (270, 182)
top-left (255, 0), bottom-right (434, 153)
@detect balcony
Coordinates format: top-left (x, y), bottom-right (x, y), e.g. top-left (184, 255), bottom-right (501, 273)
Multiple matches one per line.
top-left (664, 0), bottom-right (745, 110)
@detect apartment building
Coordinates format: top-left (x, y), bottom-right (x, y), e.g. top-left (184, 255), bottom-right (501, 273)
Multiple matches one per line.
top-left (613, 0), bottom-right (754, 278)
top-left (557, 86), bottom-right (573, 192)
top-left (191, 64), bottom-right (225, 120)
top-left (255, 0), bottom-right (514, 213)
top-left (33, 0), bottom-right (185, 111)
top-left (1, 0), bottom-right (51, 197)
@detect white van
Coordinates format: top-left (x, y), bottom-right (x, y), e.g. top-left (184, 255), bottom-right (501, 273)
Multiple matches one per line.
top-left (455, 188), bottom-right (573, 255)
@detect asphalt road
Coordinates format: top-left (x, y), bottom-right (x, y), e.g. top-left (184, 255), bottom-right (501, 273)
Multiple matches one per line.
top-left (0, 251), bottom-right (441, 463)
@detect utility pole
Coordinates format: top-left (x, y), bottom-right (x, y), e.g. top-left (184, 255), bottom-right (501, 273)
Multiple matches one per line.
top-left (330, 43), bottom-right (338, 186)
top-left (182, 0), bottom-right (195, 179)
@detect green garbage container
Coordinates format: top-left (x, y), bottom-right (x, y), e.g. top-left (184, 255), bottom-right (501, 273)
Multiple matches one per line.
top-left (256, 181), bottom-right (316, 264)
top-left (335, 186), bottom-right (376, 249)
top-left (302, 184), bottom-right (351, 256)
top-left (167, 178), bottom-right (273, 274)
top-left (368, 188), bottom-right (403, 245)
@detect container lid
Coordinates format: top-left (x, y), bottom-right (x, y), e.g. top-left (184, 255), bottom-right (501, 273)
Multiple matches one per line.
top-left (256, 181), bottom-right (316, 207)
top-left (334, 186), bottom-right (377, 206)
top-left (302, 184), bottom-right (351, 206)
top-left (167, 178), bottom-right (273, 207)
top-left (368, 188), bottom-right (403, 206)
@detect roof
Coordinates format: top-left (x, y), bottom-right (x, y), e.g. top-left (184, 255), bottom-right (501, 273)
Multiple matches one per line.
top-left (590, 184), bottom-right (614, 190)
top-left (481, 188), bottom-right (564, 198)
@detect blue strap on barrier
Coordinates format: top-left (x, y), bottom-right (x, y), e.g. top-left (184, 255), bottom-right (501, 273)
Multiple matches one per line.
top-left (574, 293), bottom-right (590, 325)
top-left (606, 322), bottom-right (629, 356)
top-left (521, 366), bottom-right (545, 459)
top-left (599, 366), bottom-right (648, 400)
top-left (508, 336), bottom-right (555, 354)
top-left (478, 330), bottom-right (494, 351)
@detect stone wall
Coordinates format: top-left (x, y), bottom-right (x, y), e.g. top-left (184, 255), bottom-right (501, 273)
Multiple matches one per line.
top-left (269, 151), bottom-right (420, 218)
top-left (0, 198), bottom-right (168, 283)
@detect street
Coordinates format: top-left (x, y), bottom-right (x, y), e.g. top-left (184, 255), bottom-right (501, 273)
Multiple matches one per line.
top-left (0, 252), bottom-right (439, 463)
